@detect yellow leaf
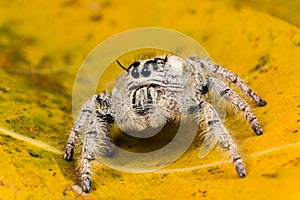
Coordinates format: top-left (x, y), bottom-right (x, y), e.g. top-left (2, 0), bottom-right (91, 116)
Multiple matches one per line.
top-left (0, 0), bottom-right (299, 199)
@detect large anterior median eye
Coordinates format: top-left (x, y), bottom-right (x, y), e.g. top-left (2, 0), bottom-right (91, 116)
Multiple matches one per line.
top-left (141, 65), bottom-right (151, 77)
top-left (131, 67), bottom-right (139, 78)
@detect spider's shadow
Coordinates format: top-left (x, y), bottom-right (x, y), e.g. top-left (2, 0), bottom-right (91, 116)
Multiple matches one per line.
top-left (111, 121), bottom-right (180, 153)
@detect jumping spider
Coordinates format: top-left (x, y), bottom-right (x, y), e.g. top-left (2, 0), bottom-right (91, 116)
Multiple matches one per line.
top-left (64, 55), bottom-right (266, 192)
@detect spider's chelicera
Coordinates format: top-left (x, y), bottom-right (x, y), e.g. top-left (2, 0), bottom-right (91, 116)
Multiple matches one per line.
top-left (64, 55), bottom-right (266, 192)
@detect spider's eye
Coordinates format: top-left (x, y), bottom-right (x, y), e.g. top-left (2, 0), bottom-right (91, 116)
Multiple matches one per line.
top-left (131, 67), bottom-right (139, 78)
top-left (141, 65), bottom-right (151, 77)
top-left (145, 61), bottom-right (157, 71)
top-left (156, 59), bottom-right (164, 64)
top-left (154, 57), bottom-right (166, 69)
top-left (152, 64), bottom-right (158, 70)
top-left (155, 57), bottom-right (167, 64)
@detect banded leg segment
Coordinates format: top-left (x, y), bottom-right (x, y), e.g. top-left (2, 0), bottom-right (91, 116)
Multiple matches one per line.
top-left (208, 77), bottom-right (263, 135)
top-left (198, 101), bottom-right (246, 177)
top-left (187, 57), bottom-right (267, 106)
top-left (64, 94), bottom-right (115, 193)
top-left (64, 99), bottom-right (95, 161)
top-left (81, 130), bottom-right (97, 193)
top-left (80, 117), bottom-right (113, 193)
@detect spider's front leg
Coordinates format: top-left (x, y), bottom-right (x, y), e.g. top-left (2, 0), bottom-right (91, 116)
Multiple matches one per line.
top-left (64, 94), bottom-right (114, 193)
top-left (196, 101), bottom-right (246, 177)
top-left (64, 96), bottom-right (97, 161)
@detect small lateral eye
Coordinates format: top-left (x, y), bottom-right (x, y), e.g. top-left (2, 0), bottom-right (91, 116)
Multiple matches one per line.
top-left (141, 65), bottom-right (151, 77)
top-left (131, 67), bottom-right (139, 78)
top-left (155, 57), bottom-right (167, 64)
top-left (152, 64), bottom-right (158, 70)
top-left (156, 59), bottom-right (164, 64)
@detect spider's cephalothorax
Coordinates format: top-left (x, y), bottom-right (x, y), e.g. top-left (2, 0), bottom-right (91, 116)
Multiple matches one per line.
top-left (112, 56), bottom-right (197, 131)
top-left (64, 55), bottom-right (267, 192)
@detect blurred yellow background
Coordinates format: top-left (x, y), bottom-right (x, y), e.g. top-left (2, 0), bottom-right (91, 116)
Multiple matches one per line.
top-left (0, 0), bottom-right (299, 199)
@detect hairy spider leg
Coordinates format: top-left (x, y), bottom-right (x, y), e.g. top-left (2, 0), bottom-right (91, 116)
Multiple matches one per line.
top-left (207, 77), bottom-right (264, 135)
top-left (64, 94), bottom-right (114, 193)
top-left (187, 57), bottom-right (267, 107)
top-left (197, 100), bottom-right (246, 177)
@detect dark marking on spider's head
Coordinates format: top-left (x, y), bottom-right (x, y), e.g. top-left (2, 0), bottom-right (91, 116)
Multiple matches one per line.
top-left (117, 60), bottom-right (141, 72)
top-left (129, 61), bottom-right (141, 69)
top-left (119, 56), bottom-right (168, 79)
